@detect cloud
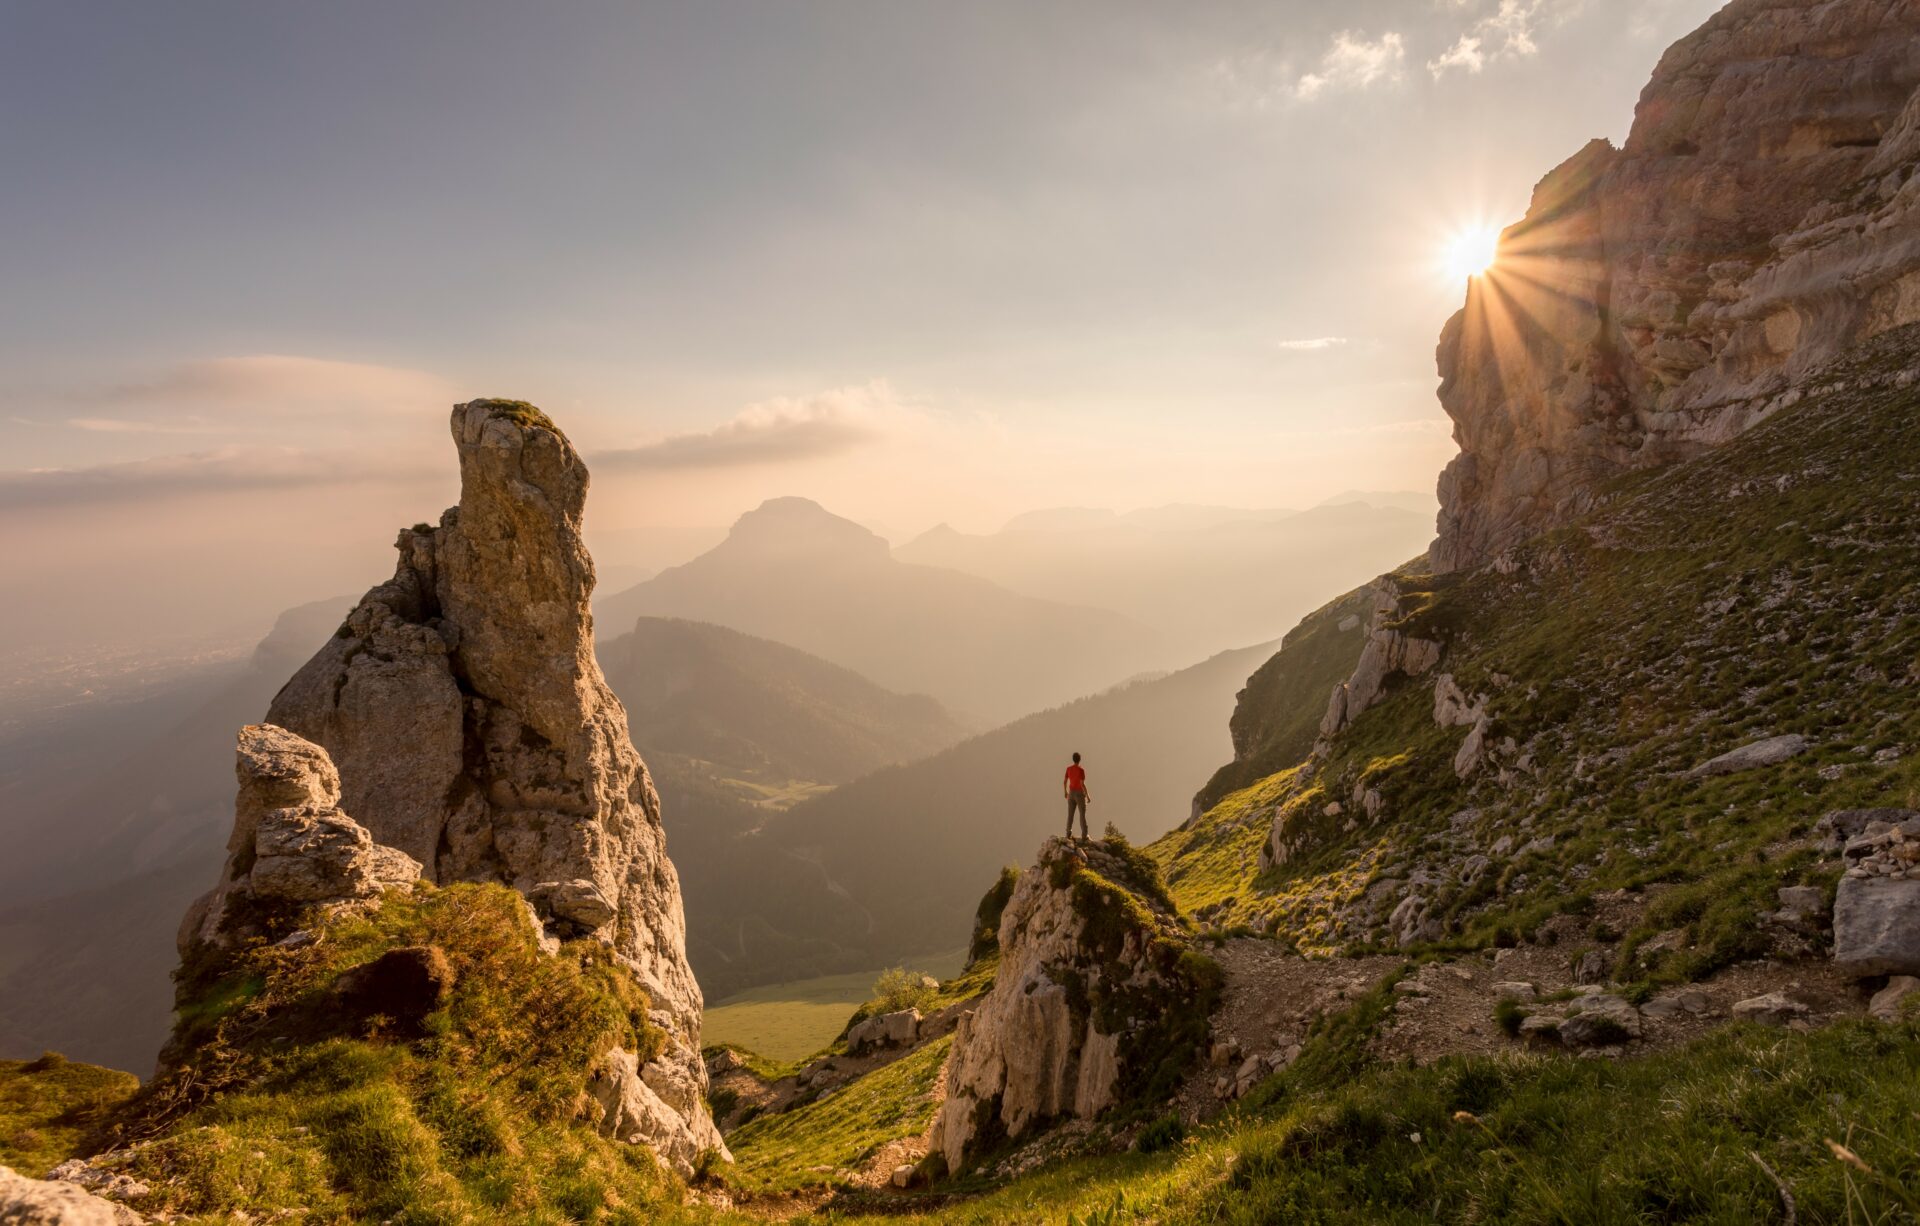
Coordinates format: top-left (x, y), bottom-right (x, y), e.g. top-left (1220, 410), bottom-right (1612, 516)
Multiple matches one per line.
top-left (1428, 35), bottom-right (1485, 76)
top-left (65, 355), bottom-right (457, 430)
top-left (1276, 337), bottom-right (1349, 352)
top-left (1430, 0), bottom-right (1573, 78)
top-left (0, 445), bottom-right (435, 511)
top-left (593, 382), bottom-right (915, 472)
top-left (1296, 31), bottom-right (1406, 100)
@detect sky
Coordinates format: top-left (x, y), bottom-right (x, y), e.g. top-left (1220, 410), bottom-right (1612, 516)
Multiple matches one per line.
top-left (0, 0), bottom-right (1727, 654)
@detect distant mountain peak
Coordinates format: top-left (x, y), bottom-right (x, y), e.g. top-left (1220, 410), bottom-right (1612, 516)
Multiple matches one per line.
top-left (722, 496), bottom-right (889, 560)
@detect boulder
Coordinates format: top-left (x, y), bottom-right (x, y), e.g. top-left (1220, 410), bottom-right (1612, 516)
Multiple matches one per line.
top-left (528, 879), bottom-right (619, 932)
top-left (1641, 989), bottom-right (1711, 1020)
top-left (1731, 993), bottom-right (1811, 1026)
top-left (1869, 975), bottom-right (1920, 1022)
top-left (1558, 995), bottom-right (1642, 1047)
top-left (1833, 877), bottom-right (1920, 978)
top-left (846, 1008), bottom-right (921, 1054)
top-left (1819, 809), bottom-right (1920, 851)
top-left (0, 1165), bottom-right (142, 1225)
top-left (1686, 734), bottom-right (1811, 779)
top-left (1491, 981), bottom-right (1536, 1001)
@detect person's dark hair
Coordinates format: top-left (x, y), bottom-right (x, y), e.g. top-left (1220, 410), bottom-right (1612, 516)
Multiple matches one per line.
top-left (1072, 752), bottom-right (1081, 763)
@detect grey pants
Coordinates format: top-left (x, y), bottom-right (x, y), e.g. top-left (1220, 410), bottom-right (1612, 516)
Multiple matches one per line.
top-left (1066, 791), bottom-right (1088, 838)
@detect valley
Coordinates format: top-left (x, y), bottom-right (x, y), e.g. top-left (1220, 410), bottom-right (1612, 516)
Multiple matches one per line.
top-left (4, 0), bottom-right (1920, 1222)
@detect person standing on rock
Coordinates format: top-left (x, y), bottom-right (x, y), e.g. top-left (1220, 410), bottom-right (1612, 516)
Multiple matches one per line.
top-left (1064, 752), bottom-right (1090, 841)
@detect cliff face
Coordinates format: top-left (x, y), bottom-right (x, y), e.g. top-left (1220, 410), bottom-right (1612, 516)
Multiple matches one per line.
top-left (221, 399), bottom-right (721, 1169)
top-left (931, 837), bottom-right (1218, 1173)
top-left (1434, 0), bottom-right (1920, 573)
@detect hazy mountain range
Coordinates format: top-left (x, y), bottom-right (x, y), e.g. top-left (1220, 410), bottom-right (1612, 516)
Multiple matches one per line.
top-left (898, 495), bottom-right (1431, 666)
top-left (683, 641), bottom-right (1276, 997)
top-left (597, 497), bottom-right (1169, 726)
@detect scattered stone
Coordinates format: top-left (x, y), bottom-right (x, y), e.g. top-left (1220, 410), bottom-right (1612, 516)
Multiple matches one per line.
top-left (1774, 885), bottom-right (1829, 930)
top-left (1731, 993), bottom-right (1812, 1026)
top-left (45, 1162), bottom-right (149, 1204)
top-left (1558, 995), bottom-right (1642, 1046)
top-left (891, 1164), bottom-right (919, 1189)
top-left (1517, 1014), bottom-right (1561, 1040)
top-left (1642, 989), bottom-right (1711, 1019)
top-left (1574, 949), bottom-right (1611, 985)
top-left (1869, 976), bottom-right (1920, 1022)
top-left (0, 1164), bottom-right (142, 1225)
top-left (1685, 734), bottom-right (1810, 779)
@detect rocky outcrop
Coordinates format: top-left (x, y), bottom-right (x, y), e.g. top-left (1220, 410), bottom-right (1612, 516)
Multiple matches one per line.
top-left (178, 725), bottom-right (420, 951)
top-left (1834, 812), bottom-right (1920, 977)
top-left (931, 838), bottom-right (1217, 1172)
top-left (846, 1008), bottom-right (921, 1054)
top-left (1318, 578), bottom-right (1442, 741)
top-left (1685, 733), bottom-right (1811, 779)
top-left (193, 400), bottom-right (723, 1172)
top-left (0, 1165), bottom-right (142, 1226)
top-left (1433, 0), bottom-right (1920, 573)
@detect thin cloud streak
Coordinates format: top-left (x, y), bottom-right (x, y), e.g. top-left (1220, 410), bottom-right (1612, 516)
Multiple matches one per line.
top-left (592, 382), bottom-right (915, 472)
top-left (70, 355), bottom-right (457, 422)
top-left (1276, 337), bottom-right (1349, 352)
top-left (0, 446), bottom-right (436, 511)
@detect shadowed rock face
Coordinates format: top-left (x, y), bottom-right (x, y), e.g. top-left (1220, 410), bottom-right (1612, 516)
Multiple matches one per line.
top-left (259, 399), bottom-right (723, 1167)
top-left (1434, 0), bottom-right (1920, 573)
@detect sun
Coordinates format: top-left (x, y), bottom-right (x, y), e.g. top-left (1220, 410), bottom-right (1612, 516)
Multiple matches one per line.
top-left (1443, 224), bottom-right (1502, 282)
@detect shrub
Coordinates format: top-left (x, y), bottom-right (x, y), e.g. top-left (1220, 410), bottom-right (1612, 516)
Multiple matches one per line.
top-left (1136, 1112), bottom-right (1187, 1153)
top-left (1494, 998), bottom-right (1527, 1038)
top-left (969, 866), bottom-right (1021, 965)
top-left (871, 967), bottom-right (938, 1016)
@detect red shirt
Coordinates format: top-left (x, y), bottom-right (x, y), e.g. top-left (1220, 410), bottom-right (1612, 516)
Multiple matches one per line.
top-left (1064, 764), bottom-right (1086, 793)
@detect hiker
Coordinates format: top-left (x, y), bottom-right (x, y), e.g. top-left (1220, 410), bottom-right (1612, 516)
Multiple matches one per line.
top-left (1063, 752), bottom-right (1090, 840)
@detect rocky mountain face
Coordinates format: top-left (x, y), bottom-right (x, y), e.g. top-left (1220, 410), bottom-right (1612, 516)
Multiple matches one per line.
top-left (1434, 0), bottom-right (1920, 573)
top-left (931, 837), bottom-right (1217, 1173)
top-left (182, 400), bottom-right (723, 1172)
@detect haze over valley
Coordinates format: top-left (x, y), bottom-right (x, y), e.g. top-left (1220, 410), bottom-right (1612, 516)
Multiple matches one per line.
top-left (5, 2), bottom-right (1920, 1222)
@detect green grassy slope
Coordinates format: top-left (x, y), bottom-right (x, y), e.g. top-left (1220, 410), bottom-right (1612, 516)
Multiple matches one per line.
top-left (723, 1037), bottom-right (953, 1195)
top-left (849, 1014), bottom-right (1920, 1224)
top-left (1154, 328), bottom-right (1920, 980)
top-left (0, 1053), bottom-right (137, 1178)
top-left (702, 951), bottom-right (965, 1064)
top-left (86, 884), bottom-right (702, 1225)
